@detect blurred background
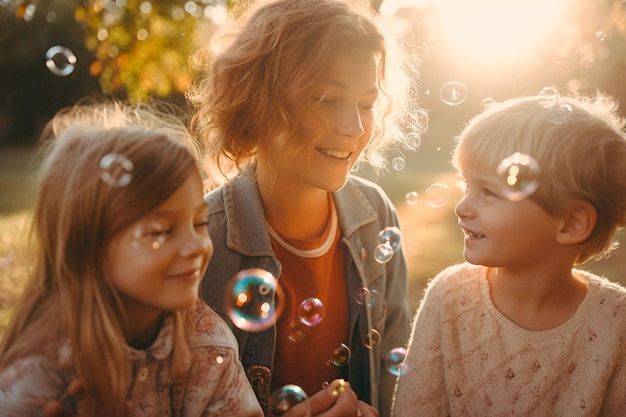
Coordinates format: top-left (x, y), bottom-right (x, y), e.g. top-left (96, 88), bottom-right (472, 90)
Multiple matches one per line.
top-left (2, 0), bottom-right (626, 333)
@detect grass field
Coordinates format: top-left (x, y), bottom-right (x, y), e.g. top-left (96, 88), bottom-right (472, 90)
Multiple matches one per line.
top-left (1, 144), bottom-right (626, 338)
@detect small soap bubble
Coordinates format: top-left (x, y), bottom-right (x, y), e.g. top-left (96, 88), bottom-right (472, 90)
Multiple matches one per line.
top-left (538, 86), bottom-right (559, 97)
top-left (596, 30), bottom-right (607, 42)
top-left (495, 152), bottom-right (541, 201)
top-left (440, 81), bottom-right (467, 106)
top-left (131, 221), bottom-right (167, 250)
top-left (225, 268), bottom-right (277, 332)
top-left (404, 191), bottom-right (419, 206)
top-left (378, 226), bottom-right (402, 252)
top-left (374, 242), bottom-right (394, 264)
top-left (367, 288), bottom-right (379, 307)
top-left (403, 132), bottom-right (422, 151)
top-left (363, 329), bottom-right (381, 349)
top-left (328, 343), bottom-right (351, 367)
top-left (391, 156), bottom-right (406, 171)
top-left (286, 317), bottom-right (309, 342)
top-left (385, 347), bottom-right (410, 377)
top-left (480, 97), bottom-right (496, 110)
top-left (546, 102), bottom-right (573, 124)
top-left (354, 287), bottom-right (371, 305)
top-left (45, 45), bottom-right (77, 77)
top-left (424, 183), bottom-right (451, 208)
top-left (298, 297), bottom-right (325, 326)
top-left (99, 153), bottom-right (133, 187)
top-left (269, 385), bottom-right (309, 416)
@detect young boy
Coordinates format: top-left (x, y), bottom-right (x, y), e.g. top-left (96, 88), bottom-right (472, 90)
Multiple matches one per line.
top-left (392, 93), bottom-right (626, 416)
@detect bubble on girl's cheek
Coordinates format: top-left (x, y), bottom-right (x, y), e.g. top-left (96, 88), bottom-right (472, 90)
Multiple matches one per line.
top-left (363, 329), bottom-right (381, 349)
top-left (327, 343), bottom-right (351, 367)
top-left (298, 297), bottom-right (325, 326)
top-left (99, 153), bottom-right (134, 187)
top-left (131, 221), bottom-right (167, 250)
top-left (285, 316), bottom-right (309, 342)
top-left (269, 385), bottom-right (309, 416)
top-left (424, 183), bottom-right (452, 208)
top-left (405, 191), bottom-right (419, 206)
top-left (354, 287), bottom-right (371, 305)
top-left (385, 347), bottom-right (410, 377)
top-left (391, 156), bottom-right (406, 171)
top-left (440, 81), bottom-right (468, 106)
top-left (496, 152), bottom-right (541, 201)
top-left (225, 268), bottom-right (277, 332)
top-left (45, 45), bottom-right (77, 76)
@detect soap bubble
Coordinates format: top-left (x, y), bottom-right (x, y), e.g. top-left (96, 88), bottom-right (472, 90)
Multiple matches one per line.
top-left (424, 183), bottom-right (451, 208)
top-left (269, 385), bottom-right (309, 416)
top-left (328, 343), bottom-right (351, 367)
top-left (225, 268), bottom-right (277, 332)
top-left (99, 153), bottom-right (133, 187)
top-left (385, 347), bottom-right (410, 377)
top-left (298, 297), bottom-right (325, 326)
top-left (440, 81), bottom-right (467, 106)
top-left (495, 152), bottom-right (541, 201)
top-left (45, 45), bottom-right (77, 76)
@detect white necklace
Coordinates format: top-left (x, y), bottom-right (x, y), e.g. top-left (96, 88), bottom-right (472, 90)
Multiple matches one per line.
top-left (266, 208), bottom-right (338, 258)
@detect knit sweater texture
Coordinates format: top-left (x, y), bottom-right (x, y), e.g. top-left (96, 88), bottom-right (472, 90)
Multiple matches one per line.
top-left (392, 262), bottom-right (626, 417)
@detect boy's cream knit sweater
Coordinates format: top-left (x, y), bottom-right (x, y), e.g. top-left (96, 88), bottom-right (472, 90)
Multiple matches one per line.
top-left (392, 262), bottom-right (626, 417)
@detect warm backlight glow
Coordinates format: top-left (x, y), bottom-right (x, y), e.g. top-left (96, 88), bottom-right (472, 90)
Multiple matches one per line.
top-left (382, 0), bottom-right (568, 64)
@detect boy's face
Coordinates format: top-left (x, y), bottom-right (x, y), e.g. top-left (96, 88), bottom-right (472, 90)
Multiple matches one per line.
top-left (455, 169), bottom-right (562, 269)
top-left (107, 170), bottom-right (212, 336)
top-left (279, 47), bottom-right (379, 192)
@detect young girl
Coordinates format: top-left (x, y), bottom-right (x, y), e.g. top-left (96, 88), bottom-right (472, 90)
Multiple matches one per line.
top-left (392, 93), bottom-right (626, 416)
top-left (186, 0), bottom-right (421, 415)
top-left (0, 102), bottom-right (263, 417)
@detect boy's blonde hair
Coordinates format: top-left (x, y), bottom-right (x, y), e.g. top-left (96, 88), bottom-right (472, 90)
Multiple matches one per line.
top-left (452, 93), bottom-right (626, 263)
top-left (0, 102), bottom-right (200, 416)
top-left (187, 0), bottom-right (421, 183)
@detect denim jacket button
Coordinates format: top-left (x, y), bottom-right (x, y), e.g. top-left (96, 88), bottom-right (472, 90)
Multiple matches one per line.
top-left (360, 248), bottom-right (367, 262)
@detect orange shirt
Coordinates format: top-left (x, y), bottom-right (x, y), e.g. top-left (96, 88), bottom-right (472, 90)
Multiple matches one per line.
top-left (267, 204), bottom-right (349, 397)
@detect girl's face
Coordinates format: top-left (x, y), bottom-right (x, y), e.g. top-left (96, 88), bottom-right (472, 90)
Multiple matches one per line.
top-left (280, 47), bottom-right (379, 192)
top-left (455, 170), bottom-right (562, 269)
top-left (108, 170), bottom-right (212, 323)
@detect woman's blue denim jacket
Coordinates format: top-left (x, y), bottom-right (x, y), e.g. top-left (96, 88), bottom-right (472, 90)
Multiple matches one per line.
top-left (200, 167), bottom-right (411, 417)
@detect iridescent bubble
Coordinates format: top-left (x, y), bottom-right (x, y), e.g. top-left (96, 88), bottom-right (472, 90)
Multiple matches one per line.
top-left (269, 385), bottom-right (309, 416)
top-left (367, 288), bottom-right (379, 307)
top-left (495, 152), bottom-right (541, 201)
top-left (354, 287), bottom-right (371, 305)
top-left (225, 268), bottom-right (277, 332)
top-left (378, 226), bottom-right (402, 252)
top-left (363, 329), bottom-right (381, 349)
top-left (385, 347), bottom-right (410, 377)
top-left (374, 241), bottom-right (394, 264)
top-left (131, 221), bottom-right (167, 250)
top-left (45, 45), bottom-right (77, 77)
top-left (99, 153), bottom-right (133, 187)
top-left (404, 191), bottom-right (419, 206)
top-left (328, 343), bottom-right (351, 367)
top-left (286, 317), bottom-right (309, 342)
top-left (298, 297), bottom-right (325, 326)
top-left (391, 156), bottom-right (406, 171)
top-left (403, 132), bottom-right (422, 151)
top-left (547, 102), bottom-right (573, 124)
top-left (480, 97), bottom-right (496, 110)
top-left (424, 183), bottom-right (451, 208)
top-left (538, 86), bottom-right (559, 97)
top-left (440, 81), bottom-right (467, 106)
